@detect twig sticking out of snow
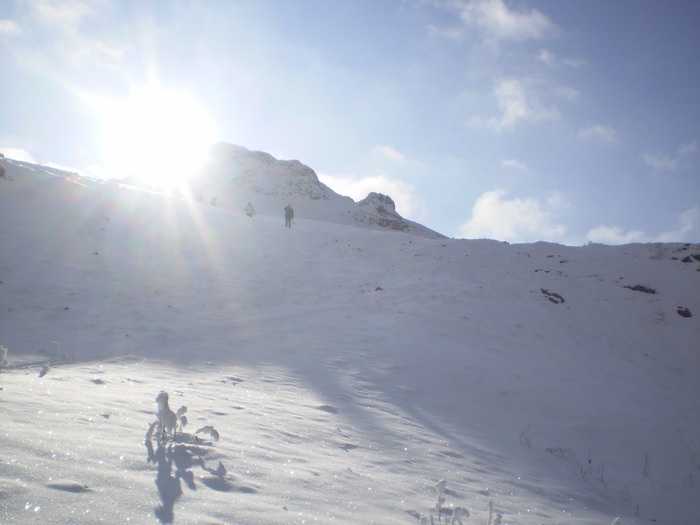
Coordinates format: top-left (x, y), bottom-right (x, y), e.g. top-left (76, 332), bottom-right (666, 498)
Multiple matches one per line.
top-left (435, 479), bottom-right (446, 522)
top-left (153, 391), bottom-right (183, 442)
top-left (147, 391), bottom-right (218, 444)
top-left (419, 480), bottom-right (469, 525)
top-left (176, 405), bottom-right (188, 433)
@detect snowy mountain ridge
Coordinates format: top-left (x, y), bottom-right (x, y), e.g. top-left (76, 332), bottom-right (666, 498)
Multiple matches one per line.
top-left (194, 142), bottom-right (446, 238)
top-left (0, 154), bottom-right (699, 525)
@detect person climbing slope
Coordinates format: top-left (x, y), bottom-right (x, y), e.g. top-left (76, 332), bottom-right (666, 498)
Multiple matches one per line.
top-left (284, 204), bottom-right (294, 228)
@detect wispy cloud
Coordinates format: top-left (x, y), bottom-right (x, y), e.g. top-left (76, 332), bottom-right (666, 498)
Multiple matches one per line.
top-left (445, 0), bottom-right (557, 43)
top-left (28, 0), bottom-right (94, 27)
top-left (643, 152), bottom-right (679, 171)
top-left (586, 225), bottom-right (647, 245)
top-left (318, 172), bottom-right (427, 221)
top-left (643, 140), bottom-right (697, 171)
top-left (587, 206), bottom-right (699, 244)
top-left (471, 78), bottom-right (557, 131)
top-left (553, 86), bottom-right (581, 102)
top-left (10, 0), bottom-right (124, 70)
top-left (657, 207), bottom-right (700, 242)
top-left (371, 145), bottom-right (407, 163)
top-left (457, 188), bottom-right (569, 243)
top-left (0, 19), bottom-right (22, 37)
top-left (538, 48), bottom-right (586, 69)
top-left (501, 158), bottom-right (528, 171)
top-left (0, 145), bottom-right (36, 163)
top-left (578, 124), bottom-right (618, 144)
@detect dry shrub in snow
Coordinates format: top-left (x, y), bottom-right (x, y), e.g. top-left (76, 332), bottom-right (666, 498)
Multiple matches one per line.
top-left (420, 479), bottom-right (469, 525)
top-left (146, 391), bottom-right (188, 442)
top-left (146, 391), bottom-right (219, 444)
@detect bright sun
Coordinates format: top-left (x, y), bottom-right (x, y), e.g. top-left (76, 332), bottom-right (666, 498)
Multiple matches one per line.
top-left (97, 87), bottom-right (218, 192)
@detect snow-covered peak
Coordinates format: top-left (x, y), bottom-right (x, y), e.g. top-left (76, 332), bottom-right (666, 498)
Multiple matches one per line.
top-left (198, 143), bottom-right (445, 238)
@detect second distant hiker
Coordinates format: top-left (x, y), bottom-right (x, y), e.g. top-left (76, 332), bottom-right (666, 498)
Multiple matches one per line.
top-left (284, 204), bottom-right (294, 228)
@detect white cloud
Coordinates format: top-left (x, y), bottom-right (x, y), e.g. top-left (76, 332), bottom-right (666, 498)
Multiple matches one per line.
top-left (15, 0), bottom-right (123, 69)
top-left (538, 48), bottom-right (586, 69)
top-left (0, 19), bottom-right (22, 37)
top-left (657, 207), bottom-right (700, 242)
top-left (643, 152), bottom-right (678, 171)
top-left (501, 158), bottom-right (528, 171)
top-left (586, 207), bottom-right (700, 245)
top-left (371, 145), bottom-right (407, 163)
top-left (318, 173), bottom-right (426, 221)
top-left (586, 225), bottom-right (647, 245)
top-left (471, 78), bottom-right (557, 131)
top-left (0, 146), bottom-right (36, 163)
top-left (28, 0), bottom-right (93, 27)
top-left (538, 48), bottom-right (556, 67)
top-left (457, 189), bottom-right (568, 243)
top-left (456, 0), bottom-right (557, 42)
top-left (643, 141), bottom-right (697, 171)
top-left (553, 86), bottom-right (581, 102)
top-left (578, 124), bottom-right (618, 144)
top-left (546, 191), bottom-right (569, 209)
top-left (561, 57), bottom-right (587, 68)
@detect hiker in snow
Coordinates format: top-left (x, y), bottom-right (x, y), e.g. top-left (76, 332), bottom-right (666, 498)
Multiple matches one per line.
top-left (210, 195), bottom-right (217, 206)
top-left (284, 204), bottom-right (294, 228)
top-left (245, 202), bottom-right (255, 217)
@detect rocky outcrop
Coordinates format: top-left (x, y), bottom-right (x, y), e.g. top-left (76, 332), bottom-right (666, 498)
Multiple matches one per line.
top-left (354, 193), bottom-right (412, 232)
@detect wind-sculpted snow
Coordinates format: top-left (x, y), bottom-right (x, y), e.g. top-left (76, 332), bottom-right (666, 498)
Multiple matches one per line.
top-left (0, 157), bottom-right (699, 524)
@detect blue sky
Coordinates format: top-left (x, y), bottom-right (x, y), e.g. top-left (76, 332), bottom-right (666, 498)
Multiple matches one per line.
top-left (1, 0), bottom-right (699, 244)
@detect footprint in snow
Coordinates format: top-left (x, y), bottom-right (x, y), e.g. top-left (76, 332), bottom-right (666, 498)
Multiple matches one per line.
top-left (316, 404), bottom-right (339, 414)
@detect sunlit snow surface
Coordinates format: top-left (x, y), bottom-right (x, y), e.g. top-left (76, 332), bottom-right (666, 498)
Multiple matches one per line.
top-left (1, 158), bottom-right (699, 524)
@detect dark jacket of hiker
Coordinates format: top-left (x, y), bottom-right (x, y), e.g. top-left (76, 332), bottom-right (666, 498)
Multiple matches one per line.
top-left (284, 205), bottom-right (294, 227)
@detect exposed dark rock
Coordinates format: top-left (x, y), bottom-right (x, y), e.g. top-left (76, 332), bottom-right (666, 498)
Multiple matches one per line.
top-left (541, 288), bottom-right (565, 304)
top-left (624, 285), bottom-right (656, 294)
top-left (676, 307), bottom-right (692, 318)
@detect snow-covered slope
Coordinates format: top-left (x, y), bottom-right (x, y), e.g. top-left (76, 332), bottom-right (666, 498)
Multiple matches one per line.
top-left (1, 157), bottom-right (699, 525)
top-left (183, 143), bottom-right (445, 238)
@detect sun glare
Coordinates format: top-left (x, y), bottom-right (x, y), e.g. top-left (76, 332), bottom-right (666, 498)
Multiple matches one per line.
top-left (97, 87), bottom-right (218, 193)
